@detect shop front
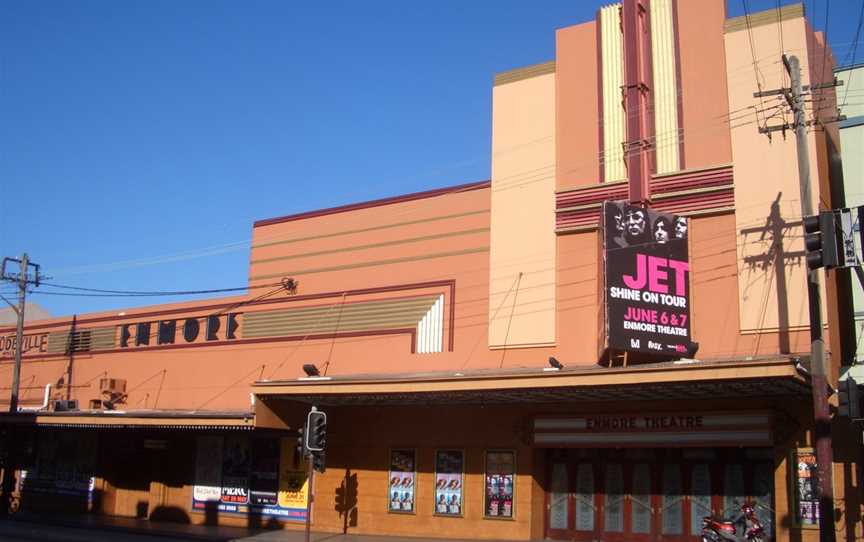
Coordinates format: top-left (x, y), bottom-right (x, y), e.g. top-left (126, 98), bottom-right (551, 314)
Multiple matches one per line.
top-left (536, 412), bottom-right (777, 542)
top-left (252, 358), bottom-right (810, 541)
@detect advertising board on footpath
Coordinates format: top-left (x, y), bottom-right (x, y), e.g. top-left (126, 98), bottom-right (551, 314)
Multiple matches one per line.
top-left (600, 201), bottom-right (697, 360)
top-left (192, 435), bottom-right (308, 521)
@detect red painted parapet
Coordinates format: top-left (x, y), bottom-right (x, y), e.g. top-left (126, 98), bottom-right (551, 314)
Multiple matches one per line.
top-left (621, 0), bottom-right (654, 205)
top-left (555, 165), bottom-right (734, 232)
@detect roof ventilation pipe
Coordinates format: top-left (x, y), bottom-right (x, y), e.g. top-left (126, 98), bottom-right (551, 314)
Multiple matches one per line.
top-left (17, 383), bottom-right (52, 412)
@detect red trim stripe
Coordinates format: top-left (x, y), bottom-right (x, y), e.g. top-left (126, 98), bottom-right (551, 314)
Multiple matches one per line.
top-left (555, 165), bottom-right (734, 230)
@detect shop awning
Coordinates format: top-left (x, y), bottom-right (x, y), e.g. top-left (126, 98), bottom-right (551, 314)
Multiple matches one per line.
top-left (252, 356), bottom-right (809, 406)
top-left (0, 409), bottom-right (255, 431)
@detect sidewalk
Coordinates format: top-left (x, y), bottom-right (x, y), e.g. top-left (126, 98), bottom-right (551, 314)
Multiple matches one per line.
top-left (4, 512), bottom-right (527, 542)
top-left (6, 512), bottom-right (249, 541)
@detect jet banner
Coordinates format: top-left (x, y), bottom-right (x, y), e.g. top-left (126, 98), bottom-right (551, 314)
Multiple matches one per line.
top-left (601, 201), bottom-right (695, 358)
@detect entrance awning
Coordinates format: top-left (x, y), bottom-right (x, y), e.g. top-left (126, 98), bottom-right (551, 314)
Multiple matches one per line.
top-left (0, 409), bottom-right (254, 431)
top-left (252, 357), bottom-right (809, 406)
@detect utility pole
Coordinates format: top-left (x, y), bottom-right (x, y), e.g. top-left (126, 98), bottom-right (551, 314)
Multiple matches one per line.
top-left (0, 253), bottom-right (40, 517)
top-left (757, 54), bottom-right (841, 542)
top-left (1, 254), bottom-right (41, 413)
top-left (788, 54), bottom-right (835, 542)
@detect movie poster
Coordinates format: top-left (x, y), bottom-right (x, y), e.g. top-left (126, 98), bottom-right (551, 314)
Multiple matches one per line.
top-left (277, 437), bottom-right (308, 515)
top-left (434, 450), bottom-right (463, 516)
top-left (484, 451), bottom-right (515, 518)
top-left (192, 435), bottom-right (307, 521)
top-left (388, 449), bottom-right (416, 513)
top-left (795, 451), bottom-right (819, 526)
top-left (601, 201), bottom-right (695, 358)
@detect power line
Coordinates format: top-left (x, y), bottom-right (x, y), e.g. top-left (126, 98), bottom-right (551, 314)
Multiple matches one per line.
top-left (743, 0), bottom-right (770, 132)
top-left (839, 0), bottom-right (864, 108)
top-left (36, 279), bottom-right (285, 297)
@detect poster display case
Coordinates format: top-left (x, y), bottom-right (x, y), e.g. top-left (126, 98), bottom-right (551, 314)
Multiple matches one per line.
top-left (434, 450), bottom-right (463, 516)
top-left (388, 449), bottom-right (416, 513)
top-left (484, 450), bottom-right (515, 519)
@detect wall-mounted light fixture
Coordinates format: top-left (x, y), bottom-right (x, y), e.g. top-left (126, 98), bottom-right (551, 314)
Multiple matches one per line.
top-left (302, 364), bottom-right (320, 377)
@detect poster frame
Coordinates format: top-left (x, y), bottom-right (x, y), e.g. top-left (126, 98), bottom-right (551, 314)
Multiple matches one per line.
top-left (387, 448), bottom-right (417, 515)
top-left (790, 447), bottom-right (819, 530)
top-left (433, 448), bottom-right (465, 518)
top-left (482, 449), bottom-right (516, 521)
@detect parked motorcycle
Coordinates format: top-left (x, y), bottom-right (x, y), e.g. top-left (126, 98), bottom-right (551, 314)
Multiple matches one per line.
top-left (701, 502), bottom-right (765, 542)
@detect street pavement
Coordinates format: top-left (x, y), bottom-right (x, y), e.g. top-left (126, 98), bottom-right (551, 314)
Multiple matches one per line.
top-left (0, 517), bottom-right (518, 542)
top-left (0, 520), bottom-right (207, 541)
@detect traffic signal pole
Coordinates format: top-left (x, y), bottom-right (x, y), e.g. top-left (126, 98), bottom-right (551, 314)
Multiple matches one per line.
top-left (303, 406), bottom-right (327, 542)
top-left (787, 54), bottom-right (836, 542)
top-left (304, 453), bottom-right (314, 542)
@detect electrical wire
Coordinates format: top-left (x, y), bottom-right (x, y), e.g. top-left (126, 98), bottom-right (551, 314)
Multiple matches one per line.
top-left (36, 279), bottom-right (285, 297)
top-left (743, 0), bottom-right (770, 132)
top-left (839, 0), bottom-right (864, 109)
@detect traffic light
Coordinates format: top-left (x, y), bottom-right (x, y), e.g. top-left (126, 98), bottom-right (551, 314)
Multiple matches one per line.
top-left (803, 211), bottom-right (839, 270)
top-left (839, 376), bottom-right (860, 419)
top-left (294, 428), bottom-right (304, 467)
top-left (305, 408), bottom-right (327, 452)
top-left (313, 451), bottom-right (326, 474)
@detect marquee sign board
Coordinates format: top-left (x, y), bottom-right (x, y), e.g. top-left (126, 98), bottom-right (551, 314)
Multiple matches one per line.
top-left (600, 201), bottom-right (696, 359)
top-left (532, 412), bottom-right (772, 447)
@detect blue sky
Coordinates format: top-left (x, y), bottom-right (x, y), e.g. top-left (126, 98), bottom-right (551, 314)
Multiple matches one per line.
top-left (1, 0), bottom-right (861, 317)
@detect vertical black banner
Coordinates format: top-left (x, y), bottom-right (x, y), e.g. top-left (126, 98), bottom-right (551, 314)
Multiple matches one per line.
top-left (601, 201), bottom-right (696, 358)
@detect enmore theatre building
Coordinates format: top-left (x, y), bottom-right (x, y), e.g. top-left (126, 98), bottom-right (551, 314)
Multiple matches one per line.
top-left (1, 2), bottom-right (860, 541)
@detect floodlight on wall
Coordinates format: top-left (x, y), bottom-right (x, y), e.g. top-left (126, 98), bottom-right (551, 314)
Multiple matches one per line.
top-left (548, 357), bottom-right (564, 370)
top-left (302, 364), bottom-right (320, 377)
top-left (282, 277), bottom-right (299, 295)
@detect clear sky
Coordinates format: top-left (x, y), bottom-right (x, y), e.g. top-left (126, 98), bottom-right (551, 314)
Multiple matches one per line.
top-left (1, 0), bottom-right (861, 317)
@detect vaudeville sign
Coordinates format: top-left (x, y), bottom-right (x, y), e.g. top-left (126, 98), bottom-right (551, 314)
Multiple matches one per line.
top-left (601, 201), bottom-right (697, 359)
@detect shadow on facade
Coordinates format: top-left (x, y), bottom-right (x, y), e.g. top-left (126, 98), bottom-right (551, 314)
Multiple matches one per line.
top-left (741, 192), bottom-right (803, 355)
top-left (334, 468), bottom-right (358, 533)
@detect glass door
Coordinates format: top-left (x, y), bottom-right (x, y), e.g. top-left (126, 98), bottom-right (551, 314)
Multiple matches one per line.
top-left (573, 462), bottom-right (598, 539)
top-left (626, 462), bottom-right (654, 541)
top-left (689, 463), bottom-right (713, 538)
top-left (659, 462), bottom-right (689, 541)
top-left (546, 459), bottom-right (571, 539)
top-left (601, 463), bottom-right (625, 540)
top-left (544, 448), bottom-right (774, 542)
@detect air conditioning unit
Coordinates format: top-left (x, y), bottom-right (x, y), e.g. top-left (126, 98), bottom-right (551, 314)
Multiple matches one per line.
top-left (99, 378), bottom-right (126, 394)
top-left (53, 399), bottom-right (79, 412)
